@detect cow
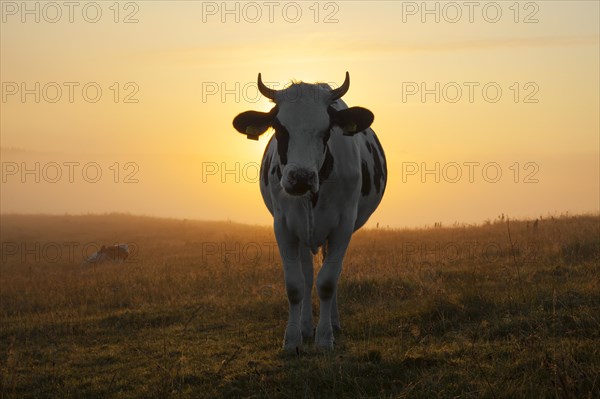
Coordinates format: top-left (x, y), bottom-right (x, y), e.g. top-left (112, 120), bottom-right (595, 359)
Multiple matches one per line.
top-left (232, 72), bottom-right (387, 350)
top-left (83, 244), bottom-right (129, 264)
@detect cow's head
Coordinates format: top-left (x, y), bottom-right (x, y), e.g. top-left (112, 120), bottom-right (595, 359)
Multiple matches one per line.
top-left (233, 72), bottom-right (374, 196)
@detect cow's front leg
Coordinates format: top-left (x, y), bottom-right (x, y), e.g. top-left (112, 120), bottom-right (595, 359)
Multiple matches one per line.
top-left (315, 229), bottom-right (352, 349)
top-left (299, 245), bottom-right (314, 339)
top-left (331, 291), bottom-right (341, 333)
top-left (275, 222), bottom-right (303, 352)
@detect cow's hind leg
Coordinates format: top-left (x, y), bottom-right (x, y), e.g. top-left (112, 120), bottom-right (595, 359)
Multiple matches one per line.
top-left (299, 245), bottom-right (314, 339)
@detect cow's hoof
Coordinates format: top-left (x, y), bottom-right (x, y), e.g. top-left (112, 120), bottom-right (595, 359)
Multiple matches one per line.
top-left (315, 325), bottom-right (334, 350)
top-left (283, 325), bottom-right (302, 352)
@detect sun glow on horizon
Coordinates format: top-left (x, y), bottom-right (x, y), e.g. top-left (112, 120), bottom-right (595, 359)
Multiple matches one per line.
top-left (1, 1), bottom-right (598, 227)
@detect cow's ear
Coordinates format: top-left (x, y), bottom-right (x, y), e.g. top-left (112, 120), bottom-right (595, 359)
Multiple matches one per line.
top-left (232, 107), bottom-right (277, 140)
top-left (330, 106), bottom-right (374, 135)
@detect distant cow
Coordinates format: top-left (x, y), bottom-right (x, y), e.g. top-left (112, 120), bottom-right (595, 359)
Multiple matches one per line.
top-left (233, 72), bottom-right (387, 350)
top-left (83, 244), bottom-right (129, 264)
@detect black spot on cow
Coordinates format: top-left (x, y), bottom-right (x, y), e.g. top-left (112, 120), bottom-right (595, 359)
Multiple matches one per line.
top-left (261, 153), bottom-right (271, 187)
top-left (318, 146), bottom-right (334, 184)
top-left (371, 135), bottom-right (387, 195)
top-left (273, 119), bottom-right (289, 165)
top-left (372, 134), bottom-right (386, 168)
top-left (372, 148), bottom-right (383, 194)
top-left (361, 160), bottom-right (371, 196)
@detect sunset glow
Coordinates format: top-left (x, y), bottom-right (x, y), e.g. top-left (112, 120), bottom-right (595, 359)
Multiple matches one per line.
top-left (1, 1), bottom-right (598, 227)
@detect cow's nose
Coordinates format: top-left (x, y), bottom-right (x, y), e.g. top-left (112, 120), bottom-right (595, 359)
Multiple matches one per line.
top-left (285, 169), bottom-right (317, 195)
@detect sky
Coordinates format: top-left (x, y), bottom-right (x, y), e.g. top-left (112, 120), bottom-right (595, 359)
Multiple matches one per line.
top-left (1, 0), bottom-right (599, 228)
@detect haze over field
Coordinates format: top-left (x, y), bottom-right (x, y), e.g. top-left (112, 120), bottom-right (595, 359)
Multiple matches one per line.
top-left (1, 1), bottom-right (599, 227)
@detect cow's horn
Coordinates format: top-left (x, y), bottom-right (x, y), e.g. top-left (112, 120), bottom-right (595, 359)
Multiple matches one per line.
top-left (330, 71), bottom-right (350, 101)
top-left (258, 73), bottom-right (278, 100)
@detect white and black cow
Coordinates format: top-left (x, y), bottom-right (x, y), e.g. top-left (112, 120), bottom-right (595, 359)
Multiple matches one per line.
top-left (233, 72), bottom-right (386, 350)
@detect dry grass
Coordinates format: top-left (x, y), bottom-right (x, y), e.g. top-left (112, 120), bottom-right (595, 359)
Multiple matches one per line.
top-left (1, 213), bottom-right (599, 398)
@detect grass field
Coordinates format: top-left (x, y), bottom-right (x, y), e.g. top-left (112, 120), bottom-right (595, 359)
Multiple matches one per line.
top-left (1, 213), bottom-right (599, 398)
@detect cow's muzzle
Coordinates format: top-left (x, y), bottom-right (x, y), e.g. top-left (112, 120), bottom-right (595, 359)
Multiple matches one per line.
top-left (282, 168), bottom-right (318, 196)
